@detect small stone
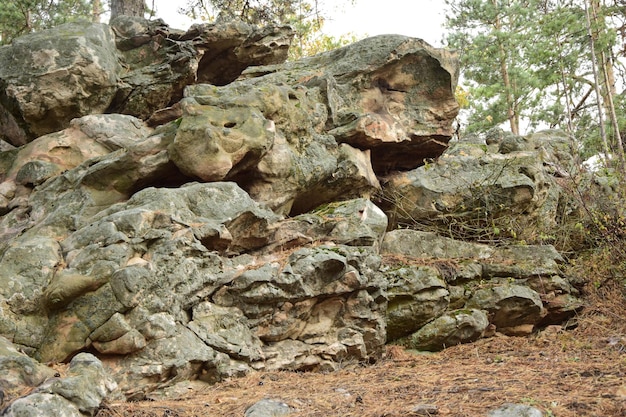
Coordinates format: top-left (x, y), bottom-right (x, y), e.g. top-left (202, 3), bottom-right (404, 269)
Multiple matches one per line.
top-left (411, 403), bottom-right (438, 415)
top-left (245, 398), bottom-right (292, 417)
top-left (488, 403), bottom-right (543, 417)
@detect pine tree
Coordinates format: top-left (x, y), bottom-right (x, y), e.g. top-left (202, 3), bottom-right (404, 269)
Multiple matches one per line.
top-left (445, 0), bottom-right (537, 135)
top-left (0, 0), bottom-right (95, 44)
top-left (109, 0), bottom-right (146, 20)
top-left (180, 0), bottom-right (358, 59)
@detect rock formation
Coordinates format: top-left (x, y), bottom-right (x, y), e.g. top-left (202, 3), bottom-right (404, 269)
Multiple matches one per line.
top-left (0, 15), bottom-right (585, 414)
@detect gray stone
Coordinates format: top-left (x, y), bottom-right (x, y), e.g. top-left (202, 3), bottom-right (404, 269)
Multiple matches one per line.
top-left (383, 265), bottom-right (449, 341)
top-left (1, 353), bottom-right (116, 417)
top-left (168, 101), bottom-right (276, 182)
top-left (486, 245), bottom-right (564, 278)
top-left (1, 393), bottom-right (83, 417)
top-left (467, 284), bottom-right (545, 335)
top-left (411, 404), bottom-right (439, 415)
top-left (108, 16), bottom-right (294, 120)
top-left (187, 20), bottom-right (293, 86)
top-left (285, 35), bottom-right (460, 174)
top-left (499, 134), bottom-right (531, 153)
top-left (0, 236), bottom-right (61, 350)
top-left (381, 229), bottom-right (580, 340)
top-left (406, 309), bottom-right (489, 351)
top-left (265, 198), bottom-right (388, 251)
top-left (485, 127), bottom-right (505, 145)
top-left (0, 336), bottom-right (56, 398)
top-left (487, 403), bottom-right (544, 417)
top-left (382, 229), bottom-right (494, 259)
top-left (187, 302), bottom-right (264, 361)
top-left (245, 398), bottom-right (293, 417)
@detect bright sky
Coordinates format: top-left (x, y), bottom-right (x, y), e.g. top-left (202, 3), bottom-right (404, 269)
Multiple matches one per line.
top-left (322, 0), bottom-right (447, 47)
top-left (151, 0), bottom-right (448, 48)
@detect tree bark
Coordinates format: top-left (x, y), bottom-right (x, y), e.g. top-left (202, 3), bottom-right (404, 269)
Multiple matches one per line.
top-left (584, 0), bottom-right (611, 162)
top-left (92, 0), bottom-right (101, 22)
top-left (110, 0), bottom-right (146, 22)
top-left (589, 0), bottom-right (625, 171)
top-left (585, 0), bottom-right (625, 171)
top-left (492, 0), bottom-right (519, 135)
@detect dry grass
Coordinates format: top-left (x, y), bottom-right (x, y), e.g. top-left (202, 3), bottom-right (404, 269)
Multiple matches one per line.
top-left (95, 282), bottom-right (626, 417)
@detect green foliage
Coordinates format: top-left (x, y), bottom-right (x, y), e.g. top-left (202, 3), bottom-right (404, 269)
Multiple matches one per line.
top-left (181, 0), bottom-right (299, 25)
top-left (181, 0), bottom-right (359, 59)
top-left (0, 0), bottom-right (95, 45)
top-left (445, 0), bottom-right (532, 133)
top-left (445, 0), bottom-right (626, 158)
top-left (287, 15), bottom-right (358, 61)
top-left (454, 85), bottom-right (470, 109)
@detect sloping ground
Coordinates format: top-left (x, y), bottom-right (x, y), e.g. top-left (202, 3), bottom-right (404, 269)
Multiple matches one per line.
top-left (95, 283), bottom-right (626, 417)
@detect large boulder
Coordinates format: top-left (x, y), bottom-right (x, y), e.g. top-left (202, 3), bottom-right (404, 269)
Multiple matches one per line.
top-left (466, 284), bottom-right (545, 335)
top-left (171, 34), bottom-right (459, 215)
top-left (0, 336), bottom-right (56, 400)
top-left (379, 129), bottom-right (577, 236)
top-left (383, 264), bottom-right (449, 341)
top-left (0, 22), bottom-right (121, 145)
top-left (0, 114), bottom-right (160, 246)
top-left (108, 16), bottom-right (294, 121)
top-left (1, 353), bottom-right (117, 417)
top-left (173, 82), bottom-right (382, 215)
top-left (168, 95), bottom-right (277, 182)
top-left (381, 230), bottom-right (583, 343)
top-left (186, 19), bottom-right (293, 86)
top-left (405, 308), bottom-right (489, 351)
top-left (2, 114), bottom-right (151, 186)
top-left (244, 35), bottom-right (460, 175)
top-left (0, 236), bottom-right (61, 351)
top-left (108, 16), bottom-right (199, 121)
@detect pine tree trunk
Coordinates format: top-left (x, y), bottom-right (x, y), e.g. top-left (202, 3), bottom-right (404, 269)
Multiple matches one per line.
top-left (92, 0), bottom-right (101, 22)
top-left (585, 0), bottom-right (611, 161)
top-left (110, 0), bottom-right (146, 21)
top-left (587, 0), bottom-right (625, 171)
top-left (492, 0), bottom-right (519, 135)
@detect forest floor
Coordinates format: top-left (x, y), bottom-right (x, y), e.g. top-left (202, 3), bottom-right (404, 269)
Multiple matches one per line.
top-left (96, 283), bottom-right (626, 417)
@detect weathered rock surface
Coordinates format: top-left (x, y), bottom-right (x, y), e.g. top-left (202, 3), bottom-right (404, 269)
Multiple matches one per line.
top-left (1, 352), bottom-right (116, 417)
top-left (383, 264), bottom-right (449, 341)
top-left (242, 35), bottom-right (460, 175)
top-left (0, 22), bottom-right (121, 146)
top-left (381, 230), bottom-right (582, 343)
top-left (0, 336), bottom-right (56, 396)
top-left (0, 177), bottom-right (387, 399)
top-left (187, 19), bottom-right (293, 86)
top-left (173, 33), bottom-right (459, 214)
top-left (0, 17), bottom-right (293, 146)
top-left (405, 308), bottom-right (489, 351)
top-left (0, 15), bottom-right (587, 411)
top-left (379, 129), bottom-right (577, 235)
top-left (107, 16), bottom-right (199, 121)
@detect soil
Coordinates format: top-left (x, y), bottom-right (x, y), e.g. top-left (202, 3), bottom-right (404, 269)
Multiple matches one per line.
top-left (95, 284), bottom-right (626, 417)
